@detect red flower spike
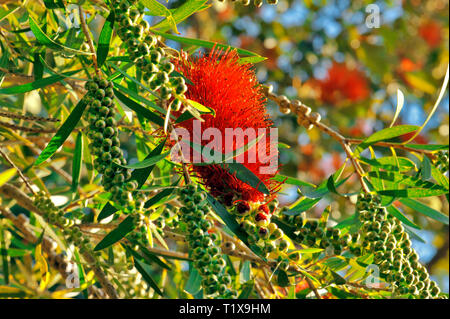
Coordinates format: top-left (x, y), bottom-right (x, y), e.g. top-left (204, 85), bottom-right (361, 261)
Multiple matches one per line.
top-left (174, 48), bottom-right (280, 202)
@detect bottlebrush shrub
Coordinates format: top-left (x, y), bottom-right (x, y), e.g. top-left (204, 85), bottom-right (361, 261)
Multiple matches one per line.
top-left (0, 0), bottom-right (448, 300)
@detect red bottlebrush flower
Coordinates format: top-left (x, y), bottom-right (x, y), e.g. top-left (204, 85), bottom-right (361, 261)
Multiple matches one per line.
top-left (315, 62), bottom-right (370, 105)
top-left (174, 48), bottom-right (280, 202)
top-left (418, 20), bottom-right (442, 49)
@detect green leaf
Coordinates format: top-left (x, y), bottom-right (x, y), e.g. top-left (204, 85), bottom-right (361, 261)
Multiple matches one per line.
top-left (206, 194), bottom-right (250, 246)
top-left (29, 17), bottom-right (93, 55)
top-left (97, 11), bottom-right (115, 67)
top-left (238, 280), bottom-right (254, 299)
top-left (240, 261), bottom-right (251, 283)
top-left (368, 171), bottom-right (446, 191)
top-left (115, 151), bottom-right (170, 169)
top-left (141, 0), bottom-right (178, 33)
top-left (185, 98), bottom-right (215, 115)
top-left (378, 188), bottom-right (448, 198)
top-left (152, 0), bottom-right (209, 32)
top-left (151, 30), bottom-right (265, 59)
top-left (43, 0), bottom-right (65, 9)
top-left (184, 263), bottom-right (202, 295)
top-left (134, 258), bottom-right (163, 296)
top-left (403, 144), bottom-right (449, 151)
top-left (0, 70), bottom-right (80, 95)
top-left (144, 179), bottom-right (180, 208)
top-left (34, 97), bottom-right (88, 165)
top-left (113, 89), bottom-right (164, 126)
top-left (0, 226), bottom-right (10, 285)
top-left (270, 175), bottom-right (315, 188)
top-left (112, 82), bottom-right (166, 115)
top-left (359, 156), bottom-right (416, 172)
top-left (133, 139), bottom-right (167, 188)
top-left (296, 248), bottom-right (324, 254)
top-left (400, 198), bottom-right (449, 225)
top-left (386, 205), bottom-right (420, 229)
top-left (0, 7), bottom-right (20, 23)
top-left (219, 163), bottom-right (270, 195)
top-left (330, 270), bottom-right (347, 285)
top-left (71, 131), bottom-right (83, 194)
top-left (355, 125), bottom-right (419, 154)
top-left (94, 216), bottom-right (136, 251)
top-left (420, 155), bottom-right (432, 181)
top-left (286, 198), bottom-right (321, 215)
top-left (277, 270), bottom-right (290, 287)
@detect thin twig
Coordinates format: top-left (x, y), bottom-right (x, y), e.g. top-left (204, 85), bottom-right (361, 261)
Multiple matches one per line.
top-left (0, 148), bottom-right (35, 194)
top-left (78, 5), bottom-right (99, 76)
top-left (0, 120), bottom-right (58, 133)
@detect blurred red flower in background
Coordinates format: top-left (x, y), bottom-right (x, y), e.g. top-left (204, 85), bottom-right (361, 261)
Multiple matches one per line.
top-left (175, 49), bottom-right (280, 202)
top-left (418, 20), bottom-right (443, 49)
top-left (314, 62), bottom-right (370, 105)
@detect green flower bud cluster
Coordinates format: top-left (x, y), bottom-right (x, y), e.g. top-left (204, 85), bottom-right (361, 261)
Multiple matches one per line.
top-left (280, 213), bottom-right (352, 256)
top-left (110, 0), bottom-right (187, 111)
top-left (435, 150), bottom-right (449, 174)
top-left (355, 193), bottom-right (442, 299)
top-left (155, 207), bottom-right (180, 233)
top-left (228, 198), bottom-right (287, 259)
top-left (216, 0), bottom-right (278, 7)
top-left (33, 192), bottom-right (100, 257)
top-left (84, 76), bottom-right (148, 213)
top-left (109, 249), bottom-right (153, 298)
top-left (177, 184), bottom-right (236, 298)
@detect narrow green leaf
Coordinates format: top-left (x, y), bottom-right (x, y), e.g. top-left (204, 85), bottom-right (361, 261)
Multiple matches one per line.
top-left (34, 97), bottom-right (88, 165)
top-left (219, 163), bottom-right (270, 195)
top-left (378, 188), bottom-right (448, 198)
top-left (238, 280), bottom-right (254, 299)
top-left (0, 70), bottom-right (80, 95)
top-left (141, 0), bottom-right (178, 33)
top-left (420, 155), bottom-right (432, 181)
top-left (277, 270), bottom-right (290, 287)
top-left (71, 131), bottom-right (83, 194)
top-left (400, 198), bottom-right (449, 225)
top-left (286, 198), bottom-right (321, 215)
top-left (152, 0), bottom-right (209, 32)
top-left (270, 175), bottom-right (315, 188)
top-left (144, 179), bottom-right (180, 208)
top-left (386, 205), bottom-right (420, 229)
top-left (94, 216), bottom-right (136, 251)
top-left (97, 11), bottom-right (115, 67)
top-left (151, 30), bottom-right (264, 58)
top-left (206, 194), bottom-right (249, 246)
top-left (113, 89), bottom-right (164, 126)
top-left (29, 17), bottom-right (92, 55)
top-left (43, 0), bottom-right (65, 9)
top-left (184, 263), bottom-right (202, 295)
top-left (115, 151), bottom-right (170, 169)
top-left (355, 125), bottom-right (419, 154)
top-left (134, 259), bottom-right (163, 296)
top-left (0, 226), bottom-right (10, 285)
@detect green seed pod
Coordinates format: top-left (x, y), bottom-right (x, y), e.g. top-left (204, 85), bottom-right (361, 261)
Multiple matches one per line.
top-left (103, 126), bottom-right (115, 137)
top-left (278, 239), bottom-right (289, 252)
top-left (270, 228), bottom-right (283, 240)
